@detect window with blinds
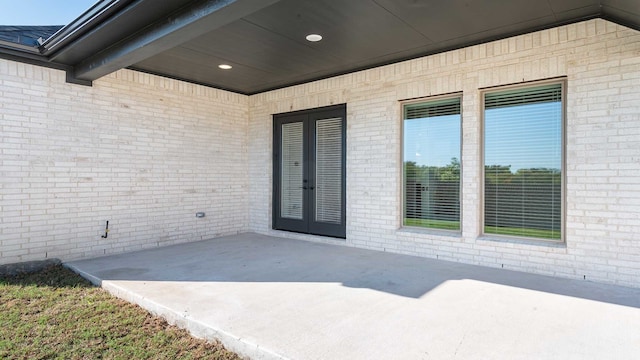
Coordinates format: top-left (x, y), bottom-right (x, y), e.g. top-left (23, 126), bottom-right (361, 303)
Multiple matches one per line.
top-left (403, 97), bottom-right (461, 231)
top-left (483, 82), bottom-right (563, 240)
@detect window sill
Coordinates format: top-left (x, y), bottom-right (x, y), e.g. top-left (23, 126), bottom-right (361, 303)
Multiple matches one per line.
top-left (477, 234), bottom-right (566, 248)
top-left (397, 226), bottom-right (462, 239)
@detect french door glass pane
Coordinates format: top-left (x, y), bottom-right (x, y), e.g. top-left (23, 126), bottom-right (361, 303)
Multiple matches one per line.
top-left (280, 122), bottom-right (304, 220)
top-left (484, 83), bottom-right (562, 240)
top-left (315, 117), bottom-right (342, 224)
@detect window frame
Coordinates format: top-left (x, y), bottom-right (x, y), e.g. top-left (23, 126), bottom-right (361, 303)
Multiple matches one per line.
top-left (400, 93), bottom-right (463, 233)
top-left (480, 78), bottom-right (567, 243)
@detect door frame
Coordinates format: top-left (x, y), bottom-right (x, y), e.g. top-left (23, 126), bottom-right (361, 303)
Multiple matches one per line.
top-left (272, 104), bottom-right (347, 238)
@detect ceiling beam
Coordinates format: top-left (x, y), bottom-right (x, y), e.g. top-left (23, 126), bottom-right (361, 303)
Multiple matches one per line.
top-left (71, 0), bottom-right (281, 82)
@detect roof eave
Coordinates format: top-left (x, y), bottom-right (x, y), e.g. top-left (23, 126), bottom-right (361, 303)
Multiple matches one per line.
top-left (0, 40), bottom-right (92, 86)
top-left (0, 39), bottom-right (41, 54)
top-left (39, 0), bottom-right (136, 57)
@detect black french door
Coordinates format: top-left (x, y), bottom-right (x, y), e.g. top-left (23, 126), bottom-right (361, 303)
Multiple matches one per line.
top-left (273, 104), bottom-right (346, 238)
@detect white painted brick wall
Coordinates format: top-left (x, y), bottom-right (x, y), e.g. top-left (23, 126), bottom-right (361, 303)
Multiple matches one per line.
top-left (249, 19), bottom-right (640, 288)
top-left (1, 64), bottom-right (249, 263)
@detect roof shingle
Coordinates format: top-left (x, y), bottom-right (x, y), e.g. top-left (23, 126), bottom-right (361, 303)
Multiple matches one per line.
top-left (0, 25), bottom-right (63, 46)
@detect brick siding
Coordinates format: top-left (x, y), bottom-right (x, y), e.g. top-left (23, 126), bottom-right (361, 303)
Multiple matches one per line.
top-left (1, 65), bottom-right (249, 262)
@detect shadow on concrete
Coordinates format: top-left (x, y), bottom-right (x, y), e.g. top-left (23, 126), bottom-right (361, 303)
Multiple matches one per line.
top-left (68, 233), bottom-right (640, 308)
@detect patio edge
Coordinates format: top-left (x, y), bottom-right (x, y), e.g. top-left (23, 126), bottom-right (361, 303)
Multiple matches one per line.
top-left (65, 262), bottom-right (288, 360)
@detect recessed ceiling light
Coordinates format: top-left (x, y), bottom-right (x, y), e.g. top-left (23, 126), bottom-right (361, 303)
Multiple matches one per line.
top-left (305, 34), bottom-right (322, 42)
top-left (218, 64), bottom-right (232, 70)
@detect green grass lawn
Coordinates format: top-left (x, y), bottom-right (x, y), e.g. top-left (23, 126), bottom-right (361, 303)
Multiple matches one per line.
top-left (0, 265), bottom-right (243, 360)
top-left (404, 218), bottom-right (460, 231)
top-left (404, 218), bottom-right (560, 240)
top-left (484, 226), bottom-right (560, 240)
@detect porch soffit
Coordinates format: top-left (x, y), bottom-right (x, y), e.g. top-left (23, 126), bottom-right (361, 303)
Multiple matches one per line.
top-left (2, 0), bottom-right (639, 95)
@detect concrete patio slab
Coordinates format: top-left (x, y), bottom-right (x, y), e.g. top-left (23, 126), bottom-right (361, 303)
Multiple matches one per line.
top-left (67, 233), bottom-right (640, 360)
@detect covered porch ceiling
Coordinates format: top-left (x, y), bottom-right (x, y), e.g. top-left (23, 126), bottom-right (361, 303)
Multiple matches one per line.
top-left (3, 0), bottom-right (639, 95)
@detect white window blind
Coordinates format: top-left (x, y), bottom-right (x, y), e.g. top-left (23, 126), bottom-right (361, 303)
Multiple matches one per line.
top-left (280, 122), bottom-right (304, 219)
top-left (315, 117), bottom-right (342, 224)
top-left (484, 83), bottom-right (562, 240)
top-left (403, 97), bottom-right (461, 230)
